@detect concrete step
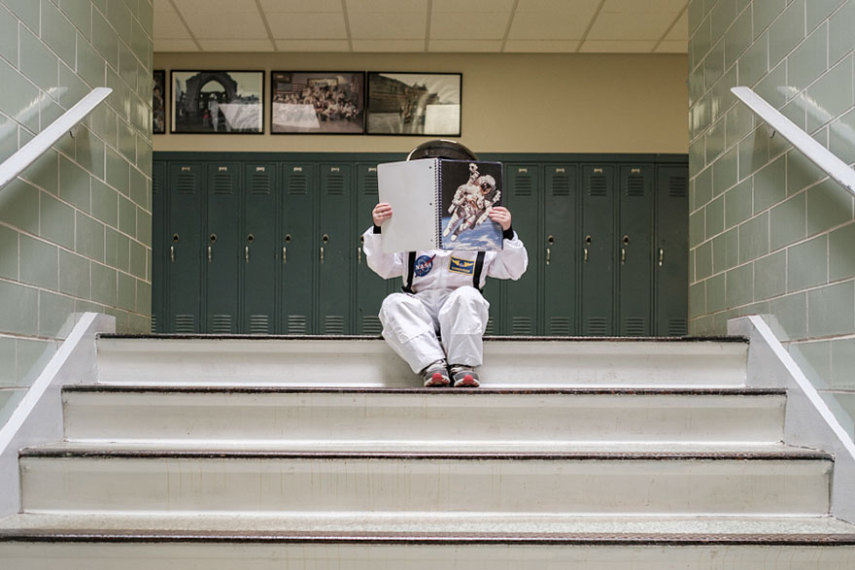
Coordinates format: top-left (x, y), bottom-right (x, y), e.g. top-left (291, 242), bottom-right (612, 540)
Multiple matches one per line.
top-left (1, 514), bottom-right (854, 569)
top-left (19, 445), bottom-right (831, 516)
top-left (62, 386), bottom-right (786, 446)
top-left (94, 335), bottom-right (749, 388)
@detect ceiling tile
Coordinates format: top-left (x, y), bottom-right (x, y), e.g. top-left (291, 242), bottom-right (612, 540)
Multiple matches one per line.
top-left (516, 0), bottom-right (600, 15)
top-left (587, 13), bottom-right (678, 40)
top-left (601, 0), bottom-right (687, 13)
top-left (508, 12), bottom-right (589, 40)
top-left (432, 0), bottom-right (516, 11)
top-left (348, 12), bottom-right (427, 40)
top-left (198, 39), bottom-right (276, 52)
top-left (153, 12), bottom-right (191, 39)
top-left (351, 39), bottom-right (426, 52)
top-left (579, 40), bottom-right (657, 53)
top-left (429, 39), bottom-right (503, 52)
top-left (156, 39), bottom-right (200, 51)
top-left (503, 39), bottom-right (580, 52)
top-left (268, 13), bottom-right (348, 39)
top-left (346, 0), bottom-right (425, 12)
top-left (665, 11), bottom-right (689, 41)
top-left (275, 39), bottom-right (352, 51)
top-left (184, 11), bottom-right (268, 39)
top-left (655, 40), bottom-right (688, 53)
top-left (431, 12), bottom-right (510, 40)
top-left (259, 0), bottom-right (343, 12)
top-left (173, 0), bottom-right (258, 14)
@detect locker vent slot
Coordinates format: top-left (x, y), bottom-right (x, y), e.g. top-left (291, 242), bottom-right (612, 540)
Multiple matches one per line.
top-left (288, 174), bottom-right (308, 195)
top-left (324, 315), bottom-right (345, 334)
top-left (586, 317), bottom-right (608, 336)
top-left (668, 318), bottom-right (688, 336)
top-left (176, 173), bottom-right (196, 194)
top-left (669, 175), bottom-right (689, 197)
top-left (287, 315), bottom-right (308, 334)
top-left (551, 174), bottom-right (570, 197)
top-left (361, 315), bottom-right (382, 335)
top-left (485, 318), bottom-right (495, 335)
top-left (623, 317), bottom-right (647, 336)
top-left (249, 315), bottom-right (270, 334)
top-left (174, 314), bottom-right (196, 333)
top-left (626, 175), bottom-right (646, 197)
top-left (210, 314), bottom-right (233, 334)
top-left (249, 173), bottom-right (272, 195)
top-left (326, 174), bottom-right (345, 195)
top-left (514, 175), bottom-right (533, 197)
top-left (588, 175), bottom-right (607, 197)
top-left (150, 314), bottom-right (159, 333)
top-left (512, 317), bottom-right (533, 335)
top-left (548, 317), bottom-right (571, 336)
top-left (362, 172), bottom-right (378, 196)
top-left (212, 173), bottom-right (233, 195)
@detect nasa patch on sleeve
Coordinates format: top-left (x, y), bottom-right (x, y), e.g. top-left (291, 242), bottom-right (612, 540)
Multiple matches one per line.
top-left (448, 256), bottom-right (475, 275)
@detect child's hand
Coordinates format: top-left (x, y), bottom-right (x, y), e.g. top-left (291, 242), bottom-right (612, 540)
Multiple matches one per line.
top-left (488, 206), bottom-right (512, 230)
top-left (372, 202), bottom-right (393, 226)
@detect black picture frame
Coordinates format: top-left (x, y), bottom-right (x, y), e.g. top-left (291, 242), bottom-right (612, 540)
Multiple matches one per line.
top-left (271, 71), bottom-right (365, 134)
top-left (366, 72), bottom-right (462, 136)
top-left (170, 70), bottom-right (264, 134)
top-left (153, 70), bottom-right (166, 135)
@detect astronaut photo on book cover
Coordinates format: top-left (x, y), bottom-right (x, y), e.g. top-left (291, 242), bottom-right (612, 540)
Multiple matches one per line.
top-left (439, 160), bottom-right (504, 250)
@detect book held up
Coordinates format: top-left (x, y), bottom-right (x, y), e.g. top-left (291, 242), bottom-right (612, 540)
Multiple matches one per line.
top-left (377, 158), bottom-right (504, 253)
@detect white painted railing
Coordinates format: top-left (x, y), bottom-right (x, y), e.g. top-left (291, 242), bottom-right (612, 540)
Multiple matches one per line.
top-left (0, 87), bottom-right (112, 190)
top-left (731, 86), bottom-right (855, 195)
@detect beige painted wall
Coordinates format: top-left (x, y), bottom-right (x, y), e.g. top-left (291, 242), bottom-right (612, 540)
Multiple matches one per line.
top-left (153, 52), bottom-right (688, 155)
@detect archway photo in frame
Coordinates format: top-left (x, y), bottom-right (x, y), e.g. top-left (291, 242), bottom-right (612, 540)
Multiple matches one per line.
top-left (271, 71), bottom-right (365, 134)
top-left (170, 70), bottom-right (264, 134)
top-left (367, 72), bottom-right (461, 136)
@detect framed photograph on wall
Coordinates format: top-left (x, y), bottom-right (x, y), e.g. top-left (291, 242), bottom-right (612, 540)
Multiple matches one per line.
top-left (271, 71), bottom-right (365, 134)
top-left (366, 72), bottom-right (461, 136)
top-left (153, 70), bottom-right (166, 134)
top-left (170, 70), bottom-right (264, 134)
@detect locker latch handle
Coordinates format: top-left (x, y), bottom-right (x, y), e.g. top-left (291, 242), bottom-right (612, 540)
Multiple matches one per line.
top-left (320, 234), bottom-right (329, 263)
top-left (584, 235), bottom-right (591, 263)
top-left (546, 235), bottom-right (554, 266)
top-left (621, 235), bottom-right (630, 264)
top-left (283, 234), bottom-right (291, 264)
top-left (208, 234), bottom-right (217, 263)
top-left (245, 234), bottom-right (254, 263)
top-left (171, 233), bottom-right (179, 263)
top-left (358, 235), bottom-right (364, 264)
top-left (659, 248), bottom-right (664, 267)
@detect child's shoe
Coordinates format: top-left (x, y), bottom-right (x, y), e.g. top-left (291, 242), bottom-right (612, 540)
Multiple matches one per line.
top-left (422, 360), bottom-right (450, 387)
top-left (449, 365), bottom-right (480, 388)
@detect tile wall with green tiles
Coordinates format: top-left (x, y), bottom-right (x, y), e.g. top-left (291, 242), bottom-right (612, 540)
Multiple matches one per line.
top-left (689, 0), bottom-right (855, 437)
top-left (0, 1), bottom-right (152, 413)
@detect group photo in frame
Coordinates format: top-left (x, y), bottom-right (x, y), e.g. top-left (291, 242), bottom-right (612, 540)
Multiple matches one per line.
top-left (366, 72), bottom-right (461, 136)
top-left (170, 70), bottom-right (264, 134)
top-left (153, 70), bottom-right (166, 134)
top-left (271, 71), bottom-right (365, 134)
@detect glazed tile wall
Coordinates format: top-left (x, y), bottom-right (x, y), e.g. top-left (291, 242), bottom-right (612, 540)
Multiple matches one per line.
top-left (0, 0), bottom-right (152, 420)
top-left (689, 0), bottom-right (855, 436)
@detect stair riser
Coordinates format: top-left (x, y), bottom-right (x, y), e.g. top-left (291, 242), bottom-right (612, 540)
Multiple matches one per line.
top-left (62, 392), bottom-right (786, 445)
top-left (20, 456), bottom-right (831, 515)
top-left (1, 541), bottom-right (854, 569)
top-left (95, 338), bottom-right (748, 387)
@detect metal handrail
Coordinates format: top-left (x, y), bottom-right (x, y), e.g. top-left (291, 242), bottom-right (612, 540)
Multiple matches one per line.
top-left (731, 86), bottom-right (855, 195)
top-left (0, 87), bottom-right (112, 190)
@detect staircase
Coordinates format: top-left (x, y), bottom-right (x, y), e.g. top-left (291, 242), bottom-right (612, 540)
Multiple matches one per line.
top-left (1, 335), bottom-right (855, 568)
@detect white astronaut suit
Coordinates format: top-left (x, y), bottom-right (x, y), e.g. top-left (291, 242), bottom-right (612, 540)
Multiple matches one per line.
top-left (362, 227), bottom-right (528, 374)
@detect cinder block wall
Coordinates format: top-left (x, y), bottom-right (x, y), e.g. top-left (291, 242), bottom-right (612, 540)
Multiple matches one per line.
top-left (0, 0), bottom-right (153, 421)
top-left (688, 0), bottom-right (855, 436)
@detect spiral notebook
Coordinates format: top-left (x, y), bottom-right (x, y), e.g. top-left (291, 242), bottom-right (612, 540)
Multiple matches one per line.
top-left (376, 158), bottom-right (503, 253)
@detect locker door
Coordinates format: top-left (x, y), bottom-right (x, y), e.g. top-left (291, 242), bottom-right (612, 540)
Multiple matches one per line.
top-left (655, 165), bottom-right (689, 336)
top-left (618, 165), bottom-right (654, 336)
top-left (243, 162), bottom-right (277, 334)
top-left (502, 164), bottom-right (540, 336)
top-left (280, 163), bottom-right (316, 334)
top-left (205, 162), bottom-right (241, 334)
top-left (151, 161), bottom-right (166, 333)
top-left (355, 163), bottom-right (391, 335)
top-left (580, 165), bottom-right (615, 336)
top-left (166, 162), bottom-right (204, 333)
top-left (543, 165), bottom-right (577, 336)
top-left (318, 164), bottom-right (353, 334)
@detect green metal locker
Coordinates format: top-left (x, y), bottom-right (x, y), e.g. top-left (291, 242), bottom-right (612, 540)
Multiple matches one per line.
top-left (355, 163), bottom-right (392, 335)
top-left (580, 165), bottom-right (615, 336)
top-left (655, 165), bottom-right (689, 336)
top-left (501, 163), bottom-right (541, 336)
top-left (166, 162), bottom-right (204, 333)
top-left (280, 162), bottom-right (316, 334)
top-left (543, 164), bottom-right (577, 336)
top-left (617, 165), bottom-right (654, 336)
top-left (151, 161), bottom-right (166, 333)
top-left (317, 164), bottom-right (353, 334)
top-left (205, 162), bottom-right (241, 334)
top-left (243, 162), bottom-right (277, 334)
